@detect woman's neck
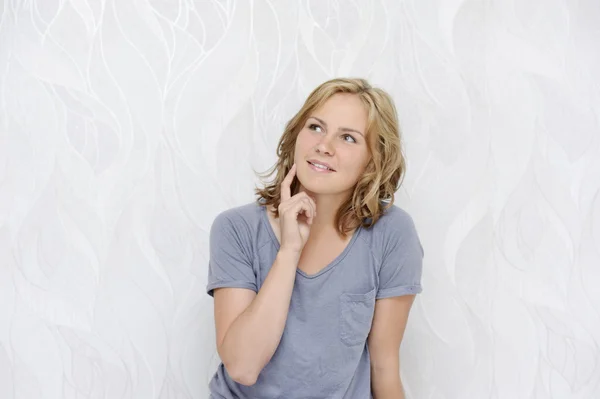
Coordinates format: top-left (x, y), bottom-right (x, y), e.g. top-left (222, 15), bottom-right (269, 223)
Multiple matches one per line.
top-left (296, 187), bottom-right (350, 233)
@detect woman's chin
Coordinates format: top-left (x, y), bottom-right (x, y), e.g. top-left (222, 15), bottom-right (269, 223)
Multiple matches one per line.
top-left (298, 182), bottom-right (347, 197)
top-left (297, 182), bottom-right (323, 195)
top-left (297, 172), bottom-right (352, 196)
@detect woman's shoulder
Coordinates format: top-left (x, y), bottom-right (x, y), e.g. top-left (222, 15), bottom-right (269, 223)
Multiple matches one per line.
top-left (359, 203), bottom-right (421, 249)
top-left (357, 203), bottom-right (423, 262)
top-left (212, 201), bottom-right (264, 230)
top-left (368, 202), bottom-right (418, 233)
top-left (208, 201), bottom-right (272, 258)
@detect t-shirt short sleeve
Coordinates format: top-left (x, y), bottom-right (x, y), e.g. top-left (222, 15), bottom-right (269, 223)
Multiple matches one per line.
top-left (206, 211), bottom-right (257, 297)
top-left (377, 211), bottom-right (424, 299)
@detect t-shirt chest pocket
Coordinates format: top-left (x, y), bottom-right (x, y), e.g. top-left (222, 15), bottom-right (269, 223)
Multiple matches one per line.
top-left (339, 287), bottom-right (376, 346)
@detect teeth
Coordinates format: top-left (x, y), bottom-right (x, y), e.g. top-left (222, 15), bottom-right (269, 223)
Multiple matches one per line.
top-left (310, 162), bottom-right (331, 171)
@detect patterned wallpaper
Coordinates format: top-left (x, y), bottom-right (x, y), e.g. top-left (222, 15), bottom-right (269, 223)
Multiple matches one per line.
top-left (1, 1), bottom-right (599, 398)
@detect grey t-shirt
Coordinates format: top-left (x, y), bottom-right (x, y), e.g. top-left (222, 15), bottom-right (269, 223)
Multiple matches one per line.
top-left (206, 201), bottom-right (424, 398)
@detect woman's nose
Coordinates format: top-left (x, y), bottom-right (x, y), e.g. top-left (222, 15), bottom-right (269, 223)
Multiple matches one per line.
top-left (314, 136), bottom-right (335, 155)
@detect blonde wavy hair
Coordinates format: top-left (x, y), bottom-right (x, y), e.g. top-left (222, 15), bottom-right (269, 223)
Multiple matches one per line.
top-left (254, 77), bottom-right (406, 238)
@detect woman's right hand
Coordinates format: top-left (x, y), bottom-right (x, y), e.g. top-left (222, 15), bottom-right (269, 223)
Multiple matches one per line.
top-left (278, 163), bottom-right (316, 254)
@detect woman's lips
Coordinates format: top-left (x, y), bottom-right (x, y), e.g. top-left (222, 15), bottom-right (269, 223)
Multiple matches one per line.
top-left (307, 161), bottom-right (335, 173)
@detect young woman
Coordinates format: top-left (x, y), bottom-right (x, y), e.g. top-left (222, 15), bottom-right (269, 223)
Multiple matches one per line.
top-left (206, 78), bottom-right (424, 398)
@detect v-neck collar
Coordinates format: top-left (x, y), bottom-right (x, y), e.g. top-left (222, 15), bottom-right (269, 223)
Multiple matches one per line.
top-left (260, 204), bottom-right (363, 279)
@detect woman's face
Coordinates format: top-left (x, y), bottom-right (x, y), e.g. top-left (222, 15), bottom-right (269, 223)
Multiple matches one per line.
top-left (294, 93), bottom-right (371, 198)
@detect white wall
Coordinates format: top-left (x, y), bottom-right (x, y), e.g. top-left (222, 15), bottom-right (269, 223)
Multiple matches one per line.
top-left (1, 1), bottom-right (599, 398)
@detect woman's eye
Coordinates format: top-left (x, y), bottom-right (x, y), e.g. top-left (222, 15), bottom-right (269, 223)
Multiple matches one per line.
top-left (309, 124), bottom-right (323, 132)
top-left (342, 134), bottom-right (356, 143)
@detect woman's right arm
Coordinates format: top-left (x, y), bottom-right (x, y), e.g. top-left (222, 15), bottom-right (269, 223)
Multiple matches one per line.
top-left (213, 164), bottom-right (315, 386)
top-left (213, 248), bottom-right (300, 386)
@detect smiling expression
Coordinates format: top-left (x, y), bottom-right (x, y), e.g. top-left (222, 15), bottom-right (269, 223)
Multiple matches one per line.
top-left (294, 93), bottom-right (371, 197)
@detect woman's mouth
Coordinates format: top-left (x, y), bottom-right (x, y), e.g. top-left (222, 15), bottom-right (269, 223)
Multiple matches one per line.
top-left (307, 161), bottom-right (335, 173)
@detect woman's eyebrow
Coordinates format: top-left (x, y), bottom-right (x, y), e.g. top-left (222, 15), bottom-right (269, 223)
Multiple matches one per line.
top-left (309, 116), bottom-right (364, 137)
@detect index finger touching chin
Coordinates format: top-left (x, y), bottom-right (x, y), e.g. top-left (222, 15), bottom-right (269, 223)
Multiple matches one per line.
top-left (280, 163), bottom-right (296, 201)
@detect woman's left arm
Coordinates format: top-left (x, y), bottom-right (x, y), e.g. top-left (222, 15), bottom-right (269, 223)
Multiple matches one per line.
top-left (367, 294), bottom-right (416, 399)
